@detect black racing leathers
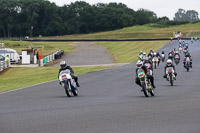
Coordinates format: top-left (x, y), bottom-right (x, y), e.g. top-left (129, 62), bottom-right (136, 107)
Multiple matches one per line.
top-left (58, 66), bottom-right (80, 87)
top-left (163, 64), bottom-right (177, 78)
top-left (183, 55), bottom-right (192, 67)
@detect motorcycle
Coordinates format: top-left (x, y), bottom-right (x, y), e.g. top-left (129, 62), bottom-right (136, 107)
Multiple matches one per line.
top-left (183, 49), bottom-right (188, 56)
top-left (152, 56), bottom-right (159, 69)
top-left (59, 69), bottom-right (78, 97)
top-left (144, 63), bottom-right (153, 75)
top-left (137, 68), bottom-right (155, 97)
top-left (179, 47), bottom-right (182, 54)
top-left (184, 57), bottom-right (191, 72)
top-left (161, 54), bottom-right (165, 62)
top-left (166, 67), bottom-right (176, 86)
top-left (174, 55), bottom-right (180, 65)
top-left (168, 54), bottom-right (174, 61)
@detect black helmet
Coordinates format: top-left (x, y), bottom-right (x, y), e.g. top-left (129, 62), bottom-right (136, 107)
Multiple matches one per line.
top-left (186, 52), bottom-right (190, 56)
top-left (60, 61), bottom-right (67, 68)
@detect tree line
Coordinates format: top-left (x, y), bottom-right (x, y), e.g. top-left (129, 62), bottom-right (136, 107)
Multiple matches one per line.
top-left (0, 0), bottom-right (199, 38)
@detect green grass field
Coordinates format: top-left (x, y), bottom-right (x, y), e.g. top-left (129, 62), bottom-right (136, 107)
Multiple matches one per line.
top-left (97, 41), bottom-right (167, 63)
top-left (0, 41), bottom-right (74, 57)
top-left (0, 66), bottom-right (110, 92)
top-left (35, 22), bottom-right (200, 40)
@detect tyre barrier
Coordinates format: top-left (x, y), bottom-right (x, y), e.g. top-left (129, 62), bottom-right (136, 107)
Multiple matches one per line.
top-left (54, 50), bottom-right (64, 59)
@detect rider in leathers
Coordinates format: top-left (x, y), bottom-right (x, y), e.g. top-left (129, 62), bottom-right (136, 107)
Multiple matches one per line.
top-left (58, 61), bottom-right (80, 87)
top-left (183, 52), bottom-right (192, 68)
top-left (163, 59), bottom-right (177, 78)
top-left (135, 60), bottom-right (156, 88)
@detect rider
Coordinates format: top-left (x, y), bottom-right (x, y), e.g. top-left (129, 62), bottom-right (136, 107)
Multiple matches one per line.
top-left (183, 52), bottom-right (192, 68)
top-left (143, 56), bottom-right (153, 71)
top-left (58, 61), bottom-right (80, 87)
top-left (174, 51), bottom-right (180, 60)
top-left (135, 60), bottom-right (156, 88)
top-left (154, 52), bottom-right (161, 66)
top-left (168, 50), bottom-right (174, 61)
top-left (163, 59), bottom-right (177, 78)
top-left (138, 51), bottom-right (143, 60)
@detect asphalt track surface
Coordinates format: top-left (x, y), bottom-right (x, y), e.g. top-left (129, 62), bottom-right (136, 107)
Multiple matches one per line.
top-left (1, 40), bottom-right (200, 133)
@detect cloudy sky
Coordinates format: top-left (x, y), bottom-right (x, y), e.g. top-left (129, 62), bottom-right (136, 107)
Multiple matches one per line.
top-left (49, 0), bottom-right (200, 20)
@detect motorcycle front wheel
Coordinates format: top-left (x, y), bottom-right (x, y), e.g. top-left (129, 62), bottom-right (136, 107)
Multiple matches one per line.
top-left (64, 81), bottom-right (73, 97)
top-left (141, 82), bottom-right (149, 97)
top-left (170, 74), bottom-right (173, 86)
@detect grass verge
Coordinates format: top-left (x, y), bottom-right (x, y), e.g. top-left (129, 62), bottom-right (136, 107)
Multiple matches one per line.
top-left (35, 22), bottom-right (200, 40)
top-left (0, 66), bottom-right (111, 92)
top-left (97, 41), bottom-right (167, 63)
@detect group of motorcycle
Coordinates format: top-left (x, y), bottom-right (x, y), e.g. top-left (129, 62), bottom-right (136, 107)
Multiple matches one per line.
top-left (137, 42), bottom-right (192, 97)
top-left (179, 42), bottom-right (192, 72)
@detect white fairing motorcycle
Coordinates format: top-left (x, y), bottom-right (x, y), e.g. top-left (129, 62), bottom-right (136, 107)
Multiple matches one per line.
top-left (59, 69), bottom-right (78, 97)
top-left (166, 67), bottom-right (176, 86)
top-left (161, 54), bottom-right (165, 62)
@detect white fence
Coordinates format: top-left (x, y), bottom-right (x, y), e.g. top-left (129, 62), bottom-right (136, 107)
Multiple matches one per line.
top-left (39, 50), bottom-right (63, 67)
top-left (0, 60), bottom-right (10, 72)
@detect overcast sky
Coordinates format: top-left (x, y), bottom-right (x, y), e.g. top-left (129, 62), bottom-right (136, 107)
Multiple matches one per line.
top-left (48, 0), bottom-right (200, 20)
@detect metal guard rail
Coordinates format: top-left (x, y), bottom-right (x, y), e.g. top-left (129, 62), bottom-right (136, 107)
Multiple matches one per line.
top-left (0, 60), bottom-right (10, 72)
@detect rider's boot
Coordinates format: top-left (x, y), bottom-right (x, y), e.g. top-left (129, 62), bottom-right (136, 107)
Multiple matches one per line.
top-left (76, 81), bottom-right (80, 87)
top-left (150, 78), bottom-right (156, 88)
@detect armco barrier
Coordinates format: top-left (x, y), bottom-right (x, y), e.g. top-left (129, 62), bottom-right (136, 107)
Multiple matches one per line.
top-left (0, 60), bottom-right (10, 72)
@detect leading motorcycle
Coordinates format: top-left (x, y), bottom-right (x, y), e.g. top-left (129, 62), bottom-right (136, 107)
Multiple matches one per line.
top-left (137, 68), bottom-right (155, 97)
top-left (59, 69), bottom-right (78, 97)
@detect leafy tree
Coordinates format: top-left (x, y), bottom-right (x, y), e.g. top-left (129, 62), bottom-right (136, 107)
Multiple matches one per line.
top-left (174, 8), bottom-right (199, 22)
top-left (135, 9), bottom-right (157, 25)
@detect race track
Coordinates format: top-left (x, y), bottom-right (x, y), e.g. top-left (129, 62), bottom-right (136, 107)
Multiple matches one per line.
top-left (1, 40), bottom-right (200, 133)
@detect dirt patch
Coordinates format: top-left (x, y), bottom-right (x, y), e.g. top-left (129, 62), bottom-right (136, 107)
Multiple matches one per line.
top-left (53, 42), bottom-right (113, 66)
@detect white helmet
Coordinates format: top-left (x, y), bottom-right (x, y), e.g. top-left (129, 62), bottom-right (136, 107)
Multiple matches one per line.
top-left (143, 52), bottom-right (146, 55)
top-left (60, 61), bottom-right (67, 68)
top-left (154, 52), bottom-right (157, 56)
top-left (166, 59), bottom-right (172, 66)
top-left (136, 60), bottom-right (143, 68)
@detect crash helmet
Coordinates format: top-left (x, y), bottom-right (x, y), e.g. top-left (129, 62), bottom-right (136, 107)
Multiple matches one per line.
top-left (60, 61), bottom-right (67, 68)
top-left (144, 56), bottom-right (149, 63)
top-left (166, 59), bottom-right (172, 66)
top-left (143, 52), bottom-right (146, 55)
top-left (136, 60), bottom-right (143, 68)
top-left (142, 56), bottom-right (146, 61)
top-left (153, 52), bottom-right (157, 56)
top-left (175, 51), bottom-right (179, 54)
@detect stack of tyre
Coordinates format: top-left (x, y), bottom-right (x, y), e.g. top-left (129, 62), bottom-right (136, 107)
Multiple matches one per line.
top-left (54, 50), bottom-right (64, 59)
